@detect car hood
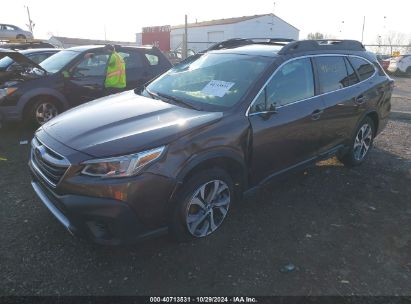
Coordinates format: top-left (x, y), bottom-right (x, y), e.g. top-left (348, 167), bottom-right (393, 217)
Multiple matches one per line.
top-left (42, 90), bottom-right (223, 158)
top-left (0, 49), bottom-right (47, 84)
top-left (0, 48), bottom-right (46, 72)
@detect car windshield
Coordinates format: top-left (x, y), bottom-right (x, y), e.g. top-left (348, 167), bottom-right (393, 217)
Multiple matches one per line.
top-left (145, 53), bottom-right (272, 110)
top-left (40, 50), bottom-right (79, 74)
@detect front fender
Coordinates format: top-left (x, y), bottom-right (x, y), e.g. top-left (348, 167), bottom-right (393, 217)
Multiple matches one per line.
top-left (19, 88), bottom-right (69, 112)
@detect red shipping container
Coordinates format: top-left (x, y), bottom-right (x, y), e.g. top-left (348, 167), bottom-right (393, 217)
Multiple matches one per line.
top-left (142, 25), bottom-right (171, 52)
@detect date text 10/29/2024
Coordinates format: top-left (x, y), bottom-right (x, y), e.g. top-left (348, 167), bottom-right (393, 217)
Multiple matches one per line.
top-left (150, 297), bottom-right (258, 303)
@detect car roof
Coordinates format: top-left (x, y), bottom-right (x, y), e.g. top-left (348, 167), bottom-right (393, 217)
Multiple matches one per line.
top-left (64, 45), bottom-right (104, 52)
top-left (19, 48), bottom-right (60, 54)
top-left (64, 45), bottom-right (158, 53)
top-left (210, 44), bottom-right (282, 57)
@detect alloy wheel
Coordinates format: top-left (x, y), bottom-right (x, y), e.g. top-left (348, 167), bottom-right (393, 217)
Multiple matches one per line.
top-left (353, 123), bottom-right (373, 161)
top-left (35, 102), bottom-right (58, 125)
top-left (186, 179), bottom-right (231, 237)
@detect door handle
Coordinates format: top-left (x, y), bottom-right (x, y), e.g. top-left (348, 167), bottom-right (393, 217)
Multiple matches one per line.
top-left (311, 109), bottom-right (323, 120)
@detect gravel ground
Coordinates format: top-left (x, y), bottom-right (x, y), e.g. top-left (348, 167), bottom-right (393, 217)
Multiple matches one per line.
top-left (0, 116), bottom-right (410, 296)
top-left (0, 52), bottom-right (410, 301)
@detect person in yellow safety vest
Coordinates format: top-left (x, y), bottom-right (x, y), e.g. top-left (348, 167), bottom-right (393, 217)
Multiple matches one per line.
top-left (104, 45), bottom-right (126, 91)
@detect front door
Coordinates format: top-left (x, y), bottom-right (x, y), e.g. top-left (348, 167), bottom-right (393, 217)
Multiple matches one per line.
top-left (64, 51), bottom-right (109, 106)
top-left (248, 57), bottom-right (325, 185)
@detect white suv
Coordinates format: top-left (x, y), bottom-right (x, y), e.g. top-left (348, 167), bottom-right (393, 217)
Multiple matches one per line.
top-left (0, 24), bottom-right (33, 40)
top-left (388, 55), bottom-right (411, 75)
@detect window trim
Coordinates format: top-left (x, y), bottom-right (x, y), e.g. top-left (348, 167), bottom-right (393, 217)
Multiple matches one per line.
top-left (246, 54), bottom-right (377, 117)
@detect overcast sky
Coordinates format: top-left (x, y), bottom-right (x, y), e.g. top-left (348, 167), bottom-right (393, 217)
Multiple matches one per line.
top-left (1, 0), bottom-right (410, 45)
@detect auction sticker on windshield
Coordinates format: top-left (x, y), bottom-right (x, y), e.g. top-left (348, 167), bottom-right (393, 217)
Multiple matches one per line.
top-left (202, 80), bottom-right (235, 97)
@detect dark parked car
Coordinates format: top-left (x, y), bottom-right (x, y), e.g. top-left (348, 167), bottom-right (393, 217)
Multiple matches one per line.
top-left (0, 45), bottom-right (172, 126)
top-left (0, 48), bottom-right (59, 72)
top-left (29, 39), bottom-right (393, 245)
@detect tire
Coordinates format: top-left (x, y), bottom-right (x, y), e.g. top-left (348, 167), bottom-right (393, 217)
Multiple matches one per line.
top-left (16, 34), bottom-right (26, 40)
top-left (338, 116), bottom-right (375, 167)
top-left (27, 97), bottom-right (60, 127)
top-left (170, 168), bottom-right (234, 242)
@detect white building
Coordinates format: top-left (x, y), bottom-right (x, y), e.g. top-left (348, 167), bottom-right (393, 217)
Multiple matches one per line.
top-left (136, 14), bottom-right (299, 52)
top-left (170, 13), bottom-right (299, 52)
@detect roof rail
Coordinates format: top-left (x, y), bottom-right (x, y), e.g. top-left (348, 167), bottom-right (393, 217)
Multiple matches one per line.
top-left (278, 39), bottom-right (366, 55)
top-left (207, 37), bottom-right (296, 51)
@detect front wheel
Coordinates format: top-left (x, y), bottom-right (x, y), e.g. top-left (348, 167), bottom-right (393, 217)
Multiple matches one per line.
top-left (16, 34), bottom-right (26, 40)
top-left (170, 168), bottom-right (233, 242)
top-left (338, 117), bottom-right (375, 166)
top-left (28, 98), bottom-right (60, 127)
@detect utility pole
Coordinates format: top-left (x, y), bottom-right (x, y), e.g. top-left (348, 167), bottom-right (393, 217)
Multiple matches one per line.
top-left (361, 16), bottom-right (365, 43)
top-left (182, 14), bottom-right (188, 59)
top-left (25, 6), bottom-right (35, 37)
top-left (104, 25), bottom-right (107, 41)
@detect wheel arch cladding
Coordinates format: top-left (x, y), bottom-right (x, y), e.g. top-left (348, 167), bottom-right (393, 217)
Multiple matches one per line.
top-left (174, 153), bottom-right (248, 202)
top-left (366, 111), bottom-right (379, 136)
top-left (23, 94), bottom-right (65, 118)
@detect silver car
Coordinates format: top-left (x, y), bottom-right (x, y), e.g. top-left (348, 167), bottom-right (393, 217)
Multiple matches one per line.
top-left (0, 24), bottom-right (33, 40)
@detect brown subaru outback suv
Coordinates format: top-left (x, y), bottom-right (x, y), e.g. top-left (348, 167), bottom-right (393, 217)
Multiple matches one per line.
top-left (29, 39), bottom-right (393, 244)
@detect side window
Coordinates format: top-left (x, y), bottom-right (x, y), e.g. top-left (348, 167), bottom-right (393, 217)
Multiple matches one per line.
top-left (118, 51), bottom-right (144, 70)
top-left (71, 53), bottom-right (109, 77)
top-left (145, 53), bottom-right (159, 66)
top-left (344, 57), bottom-right (359, 86)
top-left (266, 58), bottom-right (314, 107)
top-left (316, 56), bottom-right (350, 93)
top-left (349, 57), bottom-right (375, 81)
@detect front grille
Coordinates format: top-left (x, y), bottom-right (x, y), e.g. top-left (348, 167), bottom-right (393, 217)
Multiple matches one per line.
top-left (31, 137), bottom-right (70, 187)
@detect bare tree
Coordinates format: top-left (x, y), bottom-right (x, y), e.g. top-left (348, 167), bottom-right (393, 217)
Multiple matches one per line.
top-left (375, 31), bottom-right (408, 55)
top-left (307, 32), bottom-right (324, 40)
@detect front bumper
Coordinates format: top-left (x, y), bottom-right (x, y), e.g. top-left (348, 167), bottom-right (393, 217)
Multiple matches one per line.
top-left (29, 151), bottom-right (175, 245)
top-left (30, 175), bottom-right (170, 245)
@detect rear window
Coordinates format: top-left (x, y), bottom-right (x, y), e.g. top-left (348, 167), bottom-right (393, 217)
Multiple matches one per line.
top-left (315, 56), bottom-right (351, 94)
top-left (349, 57), bottom-right (375, 81)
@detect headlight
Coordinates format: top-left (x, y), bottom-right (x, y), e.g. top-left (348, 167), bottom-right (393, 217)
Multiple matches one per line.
top-left (0, 88), bottom-right (17, 100)
top-left (81, 146), bottom-right (165, 178)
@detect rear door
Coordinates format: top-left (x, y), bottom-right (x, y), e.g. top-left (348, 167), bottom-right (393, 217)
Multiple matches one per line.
top-left (313, 55), bottom-right (361, 153)
top-left (248, 57), bottom-right (325, 185)
top-left (64, 50), bottom-right (109, 106)
top-left (315, 55), bottom-right (380, 153)
top-left (118, 48), bottom-right (152, 89)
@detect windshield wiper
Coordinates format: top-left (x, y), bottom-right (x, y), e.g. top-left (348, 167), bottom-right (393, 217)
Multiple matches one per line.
top-left (156, 92), bottom-right (201, 111)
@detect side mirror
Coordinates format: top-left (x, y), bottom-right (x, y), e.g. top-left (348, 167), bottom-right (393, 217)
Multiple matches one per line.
top-left (259, 102), bottom-right (278, 120)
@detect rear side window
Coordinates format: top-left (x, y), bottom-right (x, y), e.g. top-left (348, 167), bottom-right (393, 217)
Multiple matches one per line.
top-left (315, 56), bottom-right (351, 93)
top-left (265, 58), bottom-right (314, 107)
top-left (349, 57), bottom-right (375, 81)
top-left (118, 51), bottom-right (144, 70)
top-left (344, 57), bottom-right (359, 86)
top-left (145, 54), bottom-right (159, 66)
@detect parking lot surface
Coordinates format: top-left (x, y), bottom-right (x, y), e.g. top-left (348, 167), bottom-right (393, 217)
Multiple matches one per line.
top-left (1, 78), bottom-right (410, 296)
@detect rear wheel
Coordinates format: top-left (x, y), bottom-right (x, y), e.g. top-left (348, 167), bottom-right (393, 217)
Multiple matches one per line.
top-left (170, 168), bottom-right (233, 242)
top-left (27, 97), bottom-right (60, 127)
top-left (338, 117), bottom-right (375, 167)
